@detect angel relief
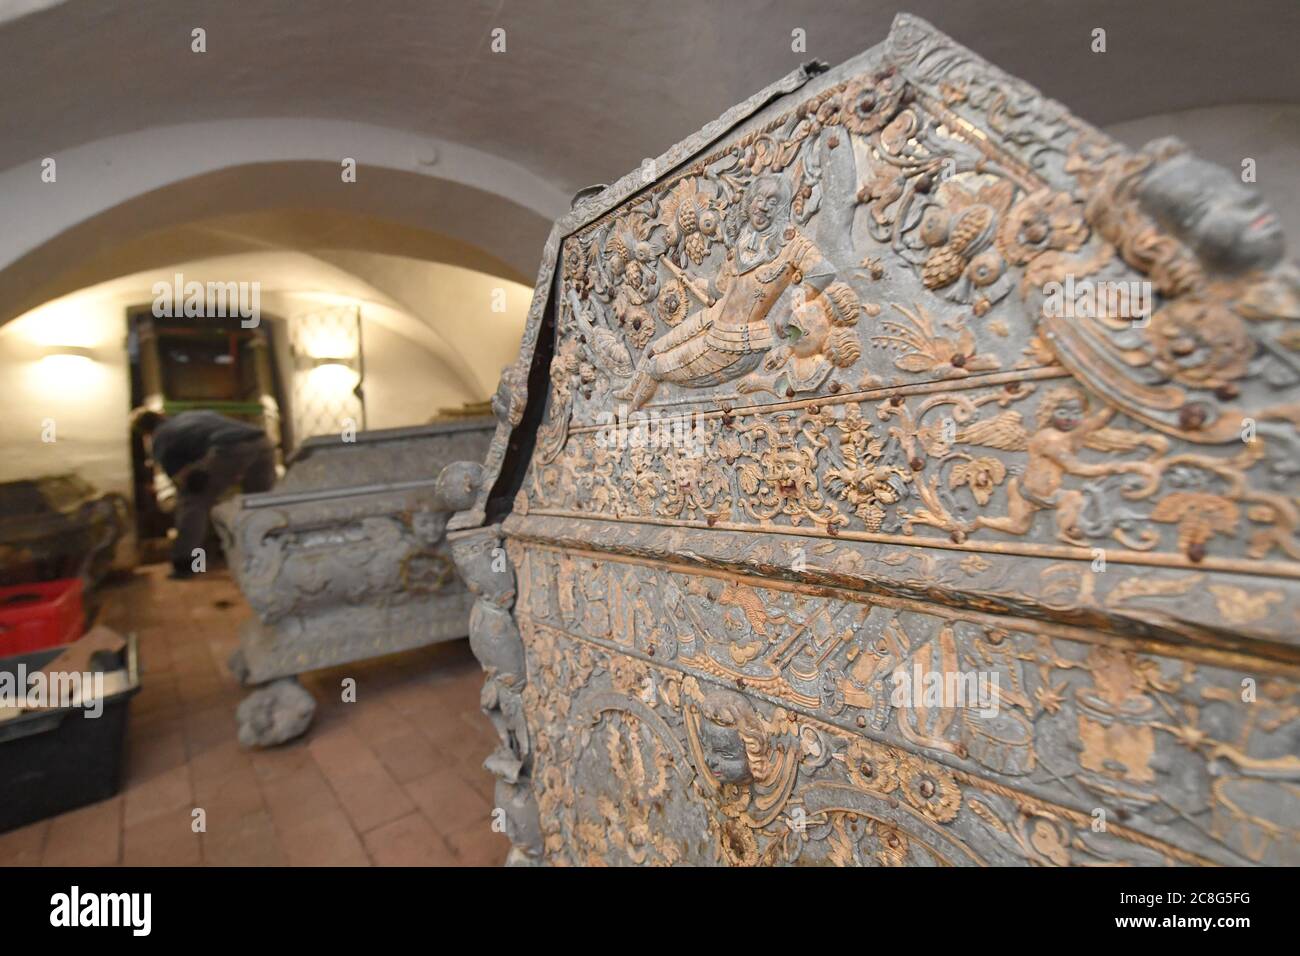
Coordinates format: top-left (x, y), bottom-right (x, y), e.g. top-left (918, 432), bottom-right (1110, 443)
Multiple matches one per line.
top-left (614, 174), bottom-right (864, 408)
top-left (959, 386), bottom-right (1163, 546)
top-left (542, 36), bottom-right (1300, 451)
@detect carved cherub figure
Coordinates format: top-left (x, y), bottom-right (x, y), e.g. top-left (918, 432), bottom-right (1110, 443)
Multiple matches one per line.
top-left (491, 360), bottom-right (527, 427)
top-left (615, 175), bottom-right (855, 408)
top-left (962, 386), bottom-right (1160, 544)
top-left (697, 704), bottom-right (755, 784)
top-left (685, 682), bottom-right (800, 826)
top-left (737, 281), bottom-right (864, 397)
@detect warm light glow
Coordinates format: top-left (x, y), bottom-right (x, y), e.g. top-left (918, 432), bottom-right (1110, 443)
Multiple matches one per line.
top-left (305, 361), bottom-right (359, 391)
top-left (37, 353), bottom-right (96, 375)
top-left (294, 304), bottom-right (362, 362)
top-left (13, 302), bottom-right (107, 349)
top-left (302, 329), bottom-right (357, 361)
top-left (21, 351), bottom-right (111, 399)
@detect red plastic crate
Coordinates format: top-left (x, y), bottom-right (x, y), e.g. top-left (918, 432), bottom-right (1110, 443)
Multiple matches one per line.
top-left (0, 578), bottom-right (84, 655)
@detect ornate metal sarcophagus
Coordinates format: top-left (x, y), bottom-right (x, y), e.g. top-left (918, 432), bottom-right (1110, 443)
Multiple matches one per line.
top-left (214, 419), bottom-right (493, 745)
top-left (0, 475), bottom-right (127, 590)
top-left (446, 15), bottom-right (1300, 865)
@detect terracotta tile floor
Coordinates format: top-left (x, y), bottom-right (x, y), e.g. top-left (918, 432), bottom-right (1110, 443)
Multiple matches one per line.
top-left (0, 564), bottom-right (508, 867)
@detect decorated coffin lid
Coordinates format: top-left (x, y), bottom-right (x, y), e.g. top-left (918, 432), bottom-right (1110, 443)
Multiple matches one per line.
top-left (452, 14), bottom-right (1300, 664)
top-left (277, 418), bottom-right (496, 494)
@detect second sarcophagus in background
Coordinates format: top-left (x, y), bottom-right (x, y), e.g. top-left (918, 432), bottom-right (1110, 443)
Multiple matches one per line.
top-left (213, 419), bottom-right (493, 718)
top-left (447, 14), bottom-right (1300, 865)
top-left (0, 474), bottom-right (128, 589)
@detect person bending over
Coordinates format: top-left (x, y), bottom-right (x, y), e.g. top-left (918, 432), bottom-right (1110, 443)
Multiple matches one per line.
top-left (131, 408), bottom-right (276, 579)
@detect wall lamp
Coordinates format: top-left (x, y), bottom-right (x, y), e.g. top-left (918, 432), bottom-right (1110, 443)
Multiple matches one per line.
top-left (43, 345), bottom-right (96, 360)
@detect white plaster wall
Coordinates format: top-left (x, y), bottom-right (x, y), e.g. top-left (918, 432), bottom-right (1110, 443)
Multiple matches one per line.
top-left (308, 252), bottom-right (534, 399)
top-left (262, 288), bottom-right (512, 440)
top-left (359, 320), bottom-right (473, 431)
top-left (0, 292), bottom-right (134, 493)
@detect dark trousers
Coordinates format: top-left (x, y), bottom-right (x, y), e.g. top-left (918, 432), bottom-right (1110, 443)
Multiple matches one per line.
top-left (172, 437), bottom-right (276, 569)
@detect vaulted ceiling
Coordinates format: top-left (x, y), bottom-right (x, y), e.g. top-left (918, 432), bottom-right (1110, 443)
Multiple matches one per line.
top-left (6, 0), bottom-right (1298, 184)
top-left (1, 0), bottom-right (1295, 327)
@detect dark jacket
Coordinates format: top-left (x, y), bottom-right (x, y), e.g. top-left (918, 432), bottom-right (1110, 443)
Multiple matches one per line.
top-left (150, 411), bottom-right (264, 478)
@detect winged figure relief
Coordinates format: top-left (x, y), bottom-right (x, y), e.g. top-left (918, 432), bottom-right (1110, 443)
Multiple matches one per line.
top-left (958, 388), bottom-right (1163, 546)
top-left (615, 175), bottom-right (863, 409)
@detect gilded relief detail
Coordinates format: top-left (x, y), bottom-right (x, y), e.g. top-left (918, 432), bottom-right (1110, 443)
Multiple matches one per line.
top-left (513, 542), bottom-right (1299, 867)
top-left (446, 14), bottom-right (1300, 867)
top-left (528, 379), bottom-right (1295, 570)
top-left (527, 16), bottom-right (1299, 573)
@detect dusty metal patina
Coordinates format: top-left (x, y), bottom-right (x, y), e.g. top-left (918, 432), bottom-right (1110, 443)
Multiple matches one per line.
top-left (0, 474), bottom-right (127, 590)
top-left (445, 15), bottom-right (1300, 865)
top-left (214, 419), bottom-right (493, 745)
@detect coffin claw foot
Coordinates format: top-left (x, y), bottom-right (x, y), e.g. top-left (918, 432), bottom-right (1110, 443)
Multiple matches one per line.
top-left (236, 677), bottom-right (317, 749)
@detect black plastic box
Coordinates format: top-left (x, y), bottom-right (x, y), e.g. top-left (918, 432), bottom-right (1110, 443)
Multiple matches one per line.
top-left (0, 636), bottom-right (139, 833)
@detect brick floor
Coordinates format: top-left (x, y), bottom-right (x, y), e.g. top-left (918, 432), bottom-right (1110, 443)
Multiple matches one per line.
top-left (1, 564), bottom-right (509, 866)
